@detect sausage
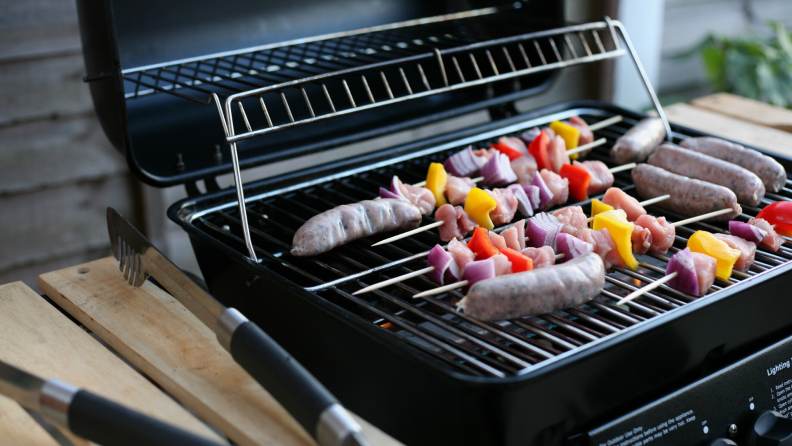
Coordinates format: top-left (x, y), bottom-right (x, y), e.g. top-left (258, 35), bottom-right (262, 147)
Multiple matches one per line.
top-left (647, 143), bottom-right (765, 206)
top-left (679, 137), bottom-right (787, 193)
top-left (291, 199), bottom-right (422, 256)
top-left (457, 253), bottom-right (605, 321)
top-left (632, 164), bottom-right (741, 221)
top-left (610, 117), bottom-right (666, 164)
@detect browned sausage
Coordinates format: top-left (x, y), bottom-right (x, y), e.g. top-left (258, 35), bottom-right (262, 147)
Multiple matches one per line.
top-left (647, 143), bottom-right (765, 206)
top-left (457, 253), bottom-right (605, 321)
top-left (610, 117), bottom-right (666, 164)
top-left (679, 137), bottom-right (786, 193)
top-left (632, 164), bottom-right (741, 221)
top-left (291, 199), bottom-right (422, 256)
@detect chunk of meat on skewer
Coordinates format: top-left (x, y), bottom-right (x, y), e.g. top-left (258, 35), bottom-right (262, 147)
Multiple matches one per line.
top-left (436, 204), bottom-right (478, 242)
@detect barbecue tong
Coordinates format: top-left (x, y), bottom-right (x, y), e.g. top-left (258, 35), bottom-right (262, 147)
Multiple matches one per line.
top-left (0, 357), bottom-right (223, 446)
top-left (107, 207), bottom-right (370, 446)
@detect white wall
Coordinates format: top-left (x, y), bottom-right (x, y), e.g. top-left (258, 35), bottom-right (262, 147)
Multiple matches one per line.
top-left (612, 0), bottom-right (666, 112)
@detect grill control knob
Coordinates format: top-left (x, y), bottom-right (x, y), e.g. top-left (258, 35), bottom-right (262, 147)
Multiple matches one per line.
top-left (748, 410), bottom-right (792, 445)
top-left (707, 439), bottom-right (738, 446)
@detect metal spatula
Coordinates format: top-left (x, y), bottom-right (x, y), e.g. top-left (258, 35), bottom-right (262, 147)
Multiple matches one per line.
top-left (107, 207), bottom-right (369, 446)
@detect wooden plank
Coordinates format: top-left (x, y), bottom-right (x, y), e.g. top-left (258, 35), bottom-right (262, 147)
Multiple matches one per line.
top-left (662, 102), bottom-right (792, 159)
top-left (0, 395), bottom-right (60, 446)
top-left (0, 115), bottom-right (126, 195)
top-left (691, 93), bottom-right (792, 133)
top-left (0, 175), bottom-right (138, 274)
top-left (0, 54), bottom-right (94, 125)
top-left (0, 282), bottom-right (223, 445)
top-left (40, 258), bottom-right (403, 446)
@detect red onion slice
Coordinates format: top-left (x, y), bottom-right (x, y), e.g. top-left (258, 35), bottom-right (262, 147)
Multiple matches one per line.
top-left (508, 184), bottom-right (534, 217)
top-left (522, 185), bottom-right (541, 210)
top-left (526, 212), bottom-right (563, 249)
top-left (444, 145), bottom-right (486, 177)
top-left (427, 244), bottom-right (461, 285)
top-left (729, 220), bottom-right (767, 245)
top-left (555, 233), bottom-right (593, 261)
top-left (666, 247), bottom-right (700, 296)
top-left (460, 258), bottom-right (495, 289)
top-left (379, 187), bottom-right (403, 200)
top-left (389, 176), bottom-right (408, 200)
top-left (520, 127), bottom-right (541, 145)
top-left (481, 152), bottom-right (518, 187)
top-left (529, 172), bottom-right (554, 209)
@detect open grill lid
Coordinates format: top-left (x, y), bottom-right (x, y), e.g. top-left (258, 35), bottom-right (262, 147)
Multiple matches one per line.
top-left (76, 0), bottom-right (565, 187)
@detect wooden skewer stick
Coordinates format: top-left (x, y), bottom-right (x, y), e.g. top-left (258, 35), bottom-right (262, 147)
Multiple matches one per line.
top-left (671, 208), bottom-right (734, 227)
top-left (565, 138), bottom-right (607, 157)
top-left (616, 272), bottom-right (678, 306)
top-left (607, 162), bottom-right (636, 174)
top-left (586, 194), bottom-right (671, 223)
top-left (412, 176), bottom-right (483, 189)
top-left (587, 115), bottom-right (623, 132)
top-left (411, 254), bottom-right (565, 298)
top-left (352, 266), bottom-right (435, 295)
top-left (372, 220), bottom-right (444, 246)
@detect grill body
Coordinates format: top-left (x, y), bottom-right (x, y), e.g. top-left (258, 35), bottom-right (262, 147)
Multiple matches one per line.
top-left (170, 101), bottom-right (792, 446)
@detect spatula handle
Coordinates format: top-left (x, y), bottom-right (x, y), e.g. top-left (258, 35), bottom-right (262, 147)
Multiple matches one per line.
top-left (217, 308), bottom-right (364, 446)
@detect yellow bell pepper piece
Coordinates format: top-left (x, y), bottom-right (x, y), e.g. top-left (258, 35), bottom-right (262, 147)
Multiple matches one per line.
top-left (687, 231), bottom-right (741, 281)
top-left (593, 210), bottom-right (639, 270)
top-left (425, 163), bottom-right (448, 207)
top-left (590, 199), bottom-right (614, 228)
top-left (464, 187), bottom-right (497, 231)
top-left (550, 121), bottom-right (581, 160)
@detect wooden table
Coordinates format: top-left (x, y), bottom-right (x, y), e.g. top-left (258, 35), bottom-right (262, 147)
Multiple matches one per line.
top-left (3, 92), bottom-right (791, 446)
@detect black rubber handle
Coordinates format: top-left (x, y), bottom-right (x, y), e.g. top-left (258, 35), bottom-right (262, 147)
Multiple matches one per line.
top-left (68, 390), bottom-right (224, 446)
top-left (229, 320), bottom-right (338, 437)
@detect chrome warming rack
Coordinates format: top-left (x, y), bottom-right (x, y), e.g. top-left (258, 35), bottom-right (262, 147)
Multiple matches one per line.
top-left (121, 10), bottom-right (671, 262)
top-left (183, 110), bottom-right (792, 378)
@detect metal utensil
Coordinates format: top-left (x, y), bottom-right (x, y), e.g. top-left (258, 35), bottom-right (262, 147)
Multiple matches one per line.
top-left (0, 358), bottom-right (223, 446)
top-left (106, 207), bottom-right (369, 446)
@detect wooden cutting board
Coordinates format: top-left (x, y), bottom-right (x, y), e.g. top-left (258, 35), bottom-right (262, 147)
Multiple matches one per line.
top-left (690, 92), bottom-right (792, 133)
top-left (39, 257), bottom-right (403, 446)
top-left (0, 394), bottom-right (60, 446)
top-left (662, 102), bottom-right (792, 159)
top-left (0, 281), bottom-right (224, 446)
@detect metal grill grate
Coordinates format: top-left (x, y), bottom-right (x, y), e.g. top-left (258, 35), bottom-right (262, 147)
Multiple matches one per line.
top-left (186, 110), bottom-right (792, 378)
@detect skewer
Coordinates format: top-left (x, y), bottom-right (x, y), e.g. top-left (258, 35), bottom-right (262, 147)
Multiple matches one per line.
top-left (615, 272), bottom-right (677, 305)
top-left (407, 115), bottom-right (622, 188)
top-left (587, 115), bottom-right (623, 132)
top-left (412, 176), bottom-right (482, 189)
top-left (412, 209), bottom-right (734, 299)
top-left (565, 138), bottom-right (607, 157)
top-left (411, 254), bottom-right (565, 298)
top-left (377, 162), bottom-right (640, 247)
top-left (586, 194), bottom-right (671, 223)
top-left (372, 221), bottom-right (444, 246)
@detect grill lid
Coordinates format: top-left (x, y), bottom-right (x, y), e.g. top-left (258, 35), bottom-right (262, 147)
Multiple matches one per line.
top-left (76, 0), bottom-right (564, 187)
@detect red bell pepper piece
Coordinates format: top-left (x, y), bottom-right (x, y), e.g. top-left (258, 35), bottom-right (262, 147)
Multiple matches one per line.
top-left (500, 248), bottom-right (534, 273)
top-left (559, 163), bottom-right (592, 202)
top-left (756, 201), bottom-right (792, 237)
top-left (468, 227), bottom-right (500, 260)
top-left (489, 143), bottom-right (523, 161)
top-left (528, 131), bottom-right (551, 171)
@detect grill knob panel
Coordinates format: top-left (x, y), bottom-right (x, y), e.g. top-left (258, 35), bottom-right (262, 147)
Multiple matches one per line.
top-left (748, 411), bottom-right (792, 445)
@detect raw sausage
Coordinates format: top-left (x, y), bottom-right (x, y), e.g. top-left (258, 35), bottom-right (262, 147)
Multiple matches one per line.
top-left (647, 143), bottom-right (765, 206)
top-left (291, 199), bottom-right (422, 256)
top-left (610, 117), bottom-right (666, 164)
top-left (632, 164), bottom-right (741, 221)
top-left (679, 137), bottom-right (787, 193)
top-left (457, 253), bottom-right (605, 321)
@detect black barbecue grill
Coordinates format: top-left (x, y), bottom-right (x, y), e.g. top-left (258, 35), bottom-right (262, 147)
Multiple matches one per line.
top-left (77, 2), bottom-right (792, 445)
